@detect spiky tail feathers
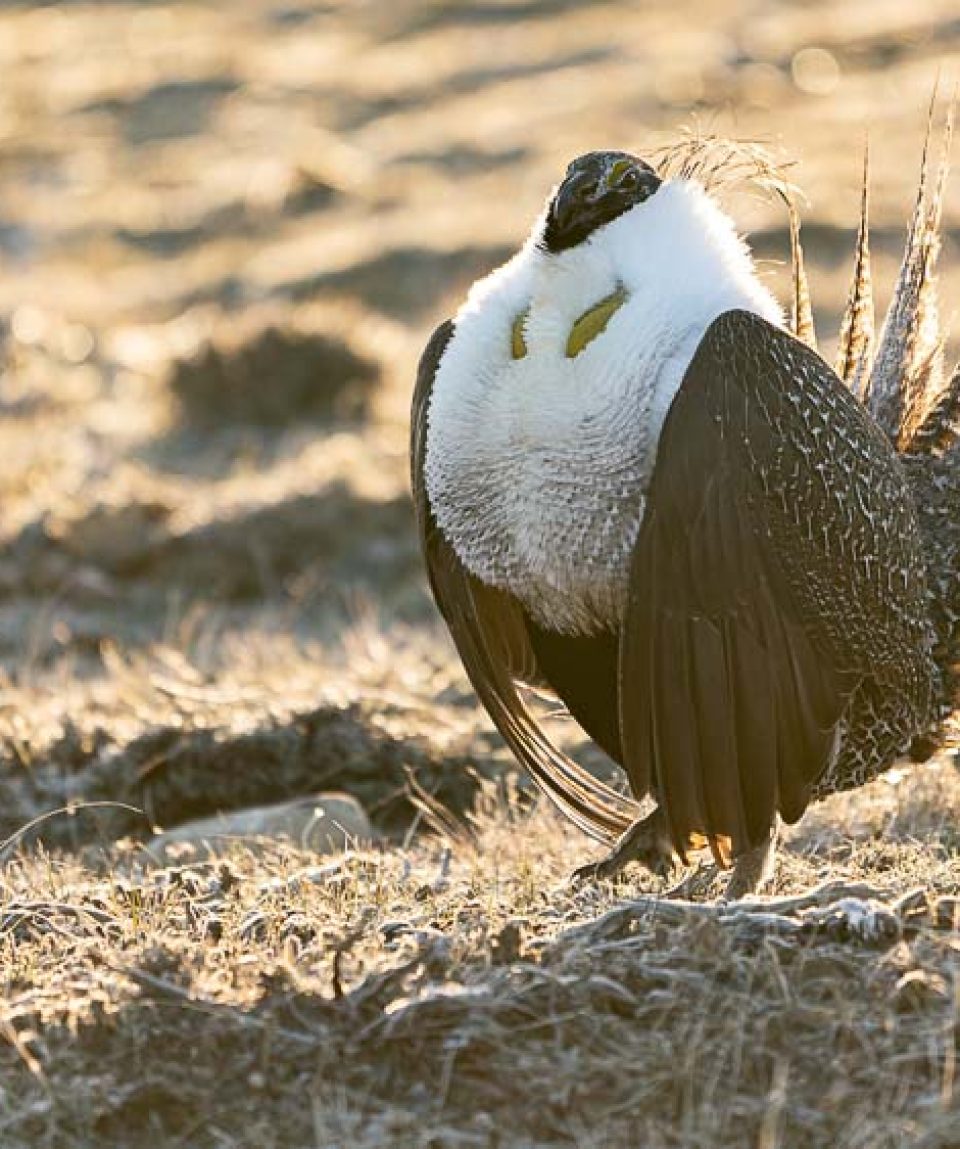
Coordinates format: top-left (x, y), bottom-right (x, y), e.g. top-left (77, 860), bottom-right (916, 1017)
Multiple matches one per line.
top-left (868, 103), bottom-right (960, 729)
top-left (784, 101), bottom-right (960, 739)
top-left (799, 98), bottom-right (960, 451)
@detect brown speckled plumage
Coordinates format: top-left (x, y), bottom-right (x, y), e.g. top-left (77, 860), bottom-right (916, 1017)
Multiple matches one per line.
top-left (617, 310), bottom-right (939, 860)
top-left (703, 313), bottom-right (938, 804)
top-left (902, 442), bottom-right (960, 723)
top-left (413, 128), bottom-right (960, 888)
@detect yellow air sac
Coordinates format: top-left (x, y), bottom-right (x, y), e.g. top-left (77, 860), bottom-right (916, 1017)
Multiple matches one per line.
top-left (567, 287), bottom-right (629, 358)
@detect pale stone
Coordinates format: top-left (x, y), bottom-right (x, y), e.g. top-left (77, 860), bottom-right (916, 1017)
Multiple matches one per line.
top-left (143, 792), bottom-right (376, 864)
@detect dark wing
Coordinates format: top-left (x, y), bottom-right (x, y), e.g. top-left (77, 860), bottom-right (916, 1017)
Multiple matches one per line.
top-left (412, 321), bottom-right (639, 843)
top-left (620, 309), bottom-right (933, 865)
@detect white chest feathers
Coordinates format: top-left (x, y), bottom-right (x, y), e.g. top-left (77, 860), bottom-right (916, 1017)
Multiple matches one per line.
top-left (424, 179), bottom-right (783, 635)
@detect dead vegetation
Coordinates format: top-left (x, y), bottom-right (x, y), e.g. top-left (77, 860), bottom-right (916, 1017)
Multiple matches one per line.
top-left (1, 765), bottom-right (959, 1149)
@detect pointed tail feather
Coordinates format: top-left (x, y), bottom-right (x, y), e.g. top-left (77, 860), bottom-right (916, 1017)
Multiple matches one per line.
top-left (782, 192), bottom-right (818, 350)
top-left (836, 143), bottom-right (875, 393)
top-left (900, 100), bottom-right (956, 451)
top-left (864, 95), bottom-right (952, 449)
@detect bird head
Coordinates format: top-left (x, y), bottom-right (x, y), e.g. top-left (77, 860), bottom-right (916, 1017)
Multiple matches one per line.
top-left (541, 151), bottom-right (662, 254)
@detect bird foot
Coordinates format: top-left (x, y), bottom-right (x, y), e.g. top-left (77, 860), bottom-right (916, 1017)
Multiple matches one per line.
top-left (662, 826), bottom-right (779, 901)
top-left (721, 828), bottom-right (778, 901)
top-left (572, 809), bottom-right (674, 883)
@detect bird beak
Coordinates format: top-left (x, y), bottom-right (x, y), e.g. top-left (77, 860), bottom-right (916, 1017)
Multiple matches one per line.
top-left (550, 171), bottom-right (600, 233)
top-left (544, 155), bottom-right (662, 252)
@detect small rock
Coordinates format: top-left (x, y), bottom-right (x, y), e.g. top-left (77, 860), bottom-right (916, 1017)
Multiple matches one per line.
top-left (804, 897), bottom-right (901, 945)
top-left (143, 792), bottom-right (377, 865)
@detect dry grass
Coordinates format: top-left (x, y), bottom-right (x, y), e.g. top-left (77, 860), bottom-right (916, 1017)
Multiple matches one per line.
top-left (0, 760), bottom-right (959, 1149)
top-left (1, 611), bottom-right (956, 1146)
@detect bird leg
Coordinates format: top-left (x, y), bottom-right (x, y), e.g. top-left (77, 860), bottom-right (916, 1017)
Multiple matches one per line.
top-left (722, 823), bottom-right (779, 901)
top-left (572, 807), bottom-right (674, 883)
top-left (573, 809), bottom-right (780, 899)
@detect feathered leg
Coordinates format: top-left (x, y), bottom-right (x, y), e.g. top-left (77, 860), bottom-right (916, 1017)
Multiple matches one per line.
top-left (722, 822), bottom-right (778, 900)
top-left (572, 806), bottom-right (674, 882)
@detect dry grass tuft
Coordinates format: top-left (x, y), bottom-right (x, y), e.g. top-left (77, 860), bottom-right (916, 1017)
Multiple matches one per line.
top-left (0, 764), bottom-right (959, 1149)
top-left (653, 131), bottom-right (802, 205)
top-left (3, 613), bottom-right (956, 1147)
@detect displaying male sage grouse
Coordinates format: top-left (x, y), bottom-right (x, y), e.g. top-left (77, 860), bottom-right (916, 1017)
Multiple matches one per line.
top-left (412, 128), bottom-right (960, 898)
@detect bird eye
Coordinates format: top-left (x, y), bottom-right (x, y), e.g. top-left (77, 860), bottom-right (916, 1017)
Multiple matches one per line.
top-left (619, 168), bottom-right (640, 191)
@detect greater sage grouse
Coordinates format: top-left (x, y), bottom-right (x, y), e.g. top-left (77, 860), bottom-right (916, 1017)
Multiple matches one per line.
top-left (412, 124), bottom-right (960, 898)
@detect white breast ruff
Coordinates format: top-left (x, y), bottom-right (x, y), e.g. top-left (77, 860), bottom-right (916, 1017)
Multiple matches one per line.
top-left (424, 179), bottom-right (783, 635)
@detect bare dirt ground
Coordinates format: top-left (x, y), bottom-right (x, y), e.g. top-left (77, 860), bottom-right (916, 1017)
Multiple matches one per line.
top-left (1, 1), bottom-right (959, 1146)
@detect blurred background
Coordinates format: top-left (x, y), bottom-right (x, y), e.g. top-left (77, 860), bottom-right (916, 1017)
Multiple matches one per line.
top-left (0, 0), bottom-right (958, 844)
